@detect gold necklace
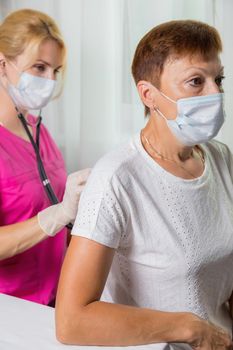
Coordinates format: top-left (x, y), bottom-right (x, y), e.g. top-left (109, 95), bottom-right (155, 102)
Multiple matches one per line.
top-left (141, 131), bottom-right (205, 179)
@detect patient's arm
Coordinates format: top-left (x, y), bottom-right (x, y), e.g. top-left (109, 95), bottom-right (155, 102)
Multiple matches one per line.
top-left (55, 236), bottom-right (231, 347)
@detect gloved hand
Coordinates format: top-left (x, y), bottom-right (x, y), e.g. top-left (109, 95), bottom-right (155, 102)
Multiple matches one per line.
top-left (37, 168), bottom-right (91, 236)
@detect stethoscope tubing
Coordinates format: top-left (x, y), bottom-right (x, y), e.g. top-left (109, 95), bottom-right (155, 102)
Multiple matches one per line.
top-left (17, 112), bottom-right (73, 230)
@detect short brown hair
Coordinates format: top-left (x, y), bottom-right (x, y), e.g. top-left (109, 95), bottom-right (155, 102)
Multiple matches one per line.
top-left (131, 20), bottom-right (222, 115)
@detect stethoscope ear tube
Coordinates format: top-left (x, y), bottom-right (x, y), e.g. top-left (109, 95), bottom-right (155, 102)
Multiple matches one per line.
top-left (17, 112), bottom-right (73, 230)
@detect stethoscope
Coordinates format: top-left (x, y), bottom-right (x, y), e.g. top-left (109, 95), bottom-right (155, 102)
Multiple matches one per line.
top-left (17, 110), bottom-right (73, 230)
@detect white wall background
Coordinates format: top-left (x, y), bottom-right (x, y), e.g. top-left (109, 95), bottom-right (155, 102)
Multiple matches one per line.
top-left (0, 0), bottom-right (233, 172)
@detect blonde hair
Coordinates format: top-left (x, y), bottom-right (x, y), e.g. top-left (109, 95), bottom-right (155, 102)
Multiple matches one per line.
top-left (0, 8), bottom-right (66, 75)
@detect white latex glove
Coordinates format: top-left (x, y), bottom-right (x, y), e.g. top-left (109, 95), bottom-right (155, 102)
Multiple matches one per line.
top-left (37, 168), bottom-right (91, 236)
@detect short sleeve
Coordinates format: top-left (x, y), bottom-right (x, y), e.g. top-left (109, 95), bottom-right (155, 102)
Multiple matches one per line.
top-left (71, 166), bottom-right (129, 249)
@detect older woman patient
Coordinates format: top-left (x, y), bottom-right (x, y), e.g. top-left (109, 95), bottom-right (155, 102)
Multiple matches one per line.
top-left (55, 20), bottom-right (233, 349)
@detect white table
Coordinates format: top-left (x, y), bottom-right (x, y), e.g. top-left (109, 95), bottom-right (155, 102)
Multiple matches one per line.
top-left (0, 293), bottom-right (189, 350)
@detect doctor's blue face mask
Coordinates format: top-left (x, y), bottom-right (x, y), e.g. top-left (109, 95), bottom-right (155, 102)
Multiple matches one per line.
top-left (154, 90), bottom-right (225, 146)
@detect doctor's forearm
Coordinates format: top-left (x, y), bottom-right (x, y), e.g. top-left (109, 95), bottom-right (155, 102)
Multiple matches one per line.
top-left (0, 216), bottom-right (48, 260)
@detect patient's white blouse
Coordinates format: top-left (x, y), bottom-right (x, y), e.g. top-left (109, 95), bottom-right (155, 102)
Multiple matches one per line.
top-left (72, 134), bottom-right (233, 333)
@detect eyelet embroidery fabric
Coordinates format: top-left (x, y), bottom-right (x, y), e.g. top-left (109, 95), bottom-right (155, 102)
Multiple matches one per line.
top-left (72, 135), bottom-right (233, 333)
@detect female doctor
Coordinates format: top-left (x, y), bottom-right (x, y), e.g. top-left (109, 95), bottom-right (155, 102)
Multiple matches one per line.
top-left (0, 8), bottom-right (89, 306)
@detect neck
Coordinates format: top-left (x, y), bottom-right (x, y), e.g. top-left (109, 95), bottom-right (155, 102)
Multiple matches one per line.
top-left (0, 85), bottom-right (27, 131)
top-left (143, 112), bottom-right (194, 163)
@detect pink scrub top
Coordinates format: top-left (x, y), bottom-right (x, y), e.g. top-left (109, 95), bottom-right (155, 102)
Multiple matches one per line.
top-left (0, 114), bottom-right (67, 305)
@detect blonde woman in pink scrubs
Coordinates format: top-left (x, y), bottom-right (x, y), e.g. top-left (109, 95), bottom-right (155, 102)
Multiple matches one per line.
top-left (0, 9), bottom-right (89, 306)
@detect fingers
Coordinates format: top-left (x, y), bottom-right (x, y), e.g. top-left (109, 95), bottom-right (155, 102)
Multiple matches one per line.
top-left (66, 168), bottom-right (91, 191)
top-left (212, 325), bottom-right (233, 350)
top-left (72, 168), bottom-right (92, 185)
top-left (214, 325), bottom-right (232, 343)
top-left (189, 318), bottom-right (232, 350)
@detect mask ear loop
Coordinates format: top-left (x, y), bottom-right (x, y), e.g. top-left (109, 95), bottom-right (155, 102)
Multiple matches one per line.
top-left (4, 60), bottom-right (22, 88)
top-left (8, 60), bottom-right (20, 73)
top-left (151, 85), bottom-right (177, 121)
top-left (153, 106), bottom-right (169, 122)
top-left (153, 89), bottom-right (177, 122)
top-left (159, 91), bottom-right (177, 104)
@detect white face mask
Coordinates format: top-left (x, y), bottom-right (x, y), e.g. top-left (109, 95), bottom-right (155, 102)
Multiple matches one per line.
top-left (6, 62), bottom-right (56, 110)
top-left (155, 92), bottom-right (225, 146)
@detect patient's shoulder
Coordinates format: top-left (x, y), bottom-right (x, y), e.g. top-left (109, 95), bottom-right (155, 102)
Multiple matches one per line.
top-left (95, 138), bottom-right (138, 175)
top-left (86, 136), bottom-right (140, 191)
